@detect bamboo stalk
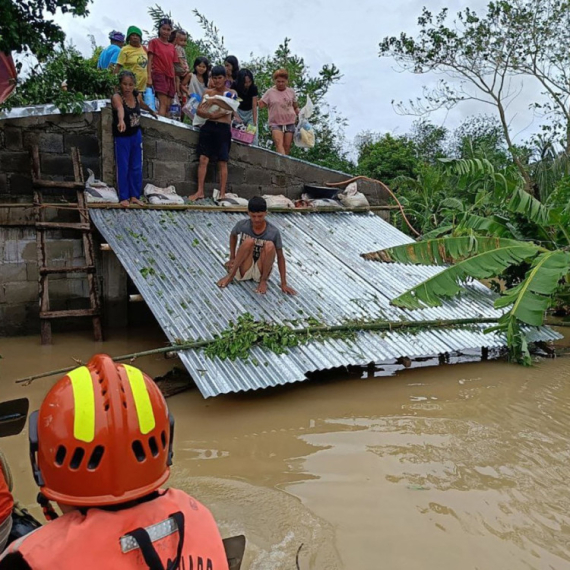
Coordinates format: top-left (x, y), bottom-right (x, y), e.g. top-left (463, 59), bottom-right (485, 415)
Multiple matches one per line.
top-left (14, 317), bottom-right (499, 386)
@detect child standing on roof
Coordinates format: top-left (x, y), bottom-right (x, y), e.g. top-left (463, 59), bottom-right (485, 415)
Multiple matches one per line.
top-left (112, 70), bottom-right (157, 207)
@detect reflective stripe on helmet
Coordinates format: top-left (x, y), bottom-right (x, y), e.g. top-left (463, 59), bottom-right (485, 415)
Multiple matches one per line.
top-left (69, 367), bottom-right (95, 443)
top-left (123, 365), bottom-right (156, 435)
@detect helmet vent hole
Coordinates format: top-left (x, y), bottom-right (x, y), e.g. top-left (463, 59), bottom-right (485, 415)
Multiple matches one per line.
top-left (55, 445), bottom-right (67, 466)
top-left (148, 436), bottom-right (159, 457)
top-left (70, 447), bottom-right (85, 470)
top-left (87, 445), bottom-right (105, 470)
top-left (104, 402), bottom-right (110, 412)
top-left (122, 401), bottom-right (127, 409)
top-left (132, 440), bottom-right (146, 462)
top-left (101, 389), bottom-right (107, 397)
top-left (161, 430), bottom-right (167, 449)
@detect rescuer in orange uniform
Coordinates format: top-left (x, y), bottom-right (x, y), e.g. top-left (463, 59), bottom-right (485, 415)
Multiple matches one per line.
top-left (0, 465), bottom-right (14, 551)
top-left (0, 354), bottom-right (230, 570)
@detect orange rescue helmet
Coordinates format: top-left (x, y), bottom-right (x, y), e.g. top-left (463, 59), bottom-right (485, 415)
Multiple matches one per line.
top-left (29, 354), bottom-right (174, 507)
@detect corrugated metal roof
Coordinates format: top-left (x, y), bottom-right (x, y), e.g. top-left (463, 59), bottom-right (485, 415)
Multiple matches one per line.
top-left (90, 210), bottom-right (560, 397)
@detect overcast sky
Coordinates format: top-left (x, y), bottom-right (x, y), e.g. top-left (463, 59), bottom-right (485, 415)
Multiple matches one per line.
top-left (54, 0), bottom-right (543, 154)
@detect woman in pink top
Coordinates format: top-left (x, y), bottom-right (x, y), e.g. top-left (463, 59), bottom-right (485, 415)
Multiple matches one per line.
top-left (259, 68), bottom-right (300, 155)
top-left (147, 18), bottom-right (179, 117)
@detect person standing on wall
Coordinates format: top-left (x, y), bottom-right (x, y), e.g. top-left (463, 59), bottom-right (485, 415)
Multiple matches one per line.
top-left (258, 69), bottom-right (299, 156)
top-left (97, 31), bottom-right (125, 70)
top-left (233, 69), bottom-right (259, 144)
top-left (190, 66), bottom-right (236, 202)
top-left (147, 18), bottom-right (179, 117)
top-left (115, 26), bottom-right (148, 93)
top-left (112, 71), bottom-right (157, 208)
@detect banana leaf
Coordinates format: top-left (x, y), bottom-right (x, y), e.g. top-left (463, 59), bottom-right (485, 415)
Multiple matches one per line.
top-left (494, 251), bottom-right (570, 326)
top-left (390, 241), bottom-right (542, 309)
top-left (363, 236), bottom-right (539, 265)
top-left (508, 186), bottom-right (551, 226)
top-left (457, 213), bottom-right (514, 237)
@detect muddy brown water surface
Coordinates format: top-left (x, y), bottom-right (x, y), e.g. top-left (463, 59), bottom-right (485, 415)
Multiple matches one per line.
top-left (1, 327), bottom-right (570, 569)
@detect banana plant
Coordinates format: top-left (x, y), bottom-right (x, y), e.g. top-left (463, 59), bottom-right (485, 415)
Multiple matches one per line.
top-left (365, 177), bottom-right (570, 365)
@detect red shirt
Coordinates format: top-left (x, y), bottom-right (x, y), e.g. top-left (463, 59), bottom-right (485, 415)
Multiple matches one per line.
top-left (148, 39), bottom-right (178, 78)
top-left (0, 466), bottom-right (13, 523)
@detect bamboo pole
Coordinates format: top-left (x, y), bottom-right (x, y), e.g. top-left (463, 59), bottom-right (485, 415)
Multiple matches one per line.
top-left (14, 317), bottom-right (500, 386)
top-left (86, 203), bottom-right (399, 213)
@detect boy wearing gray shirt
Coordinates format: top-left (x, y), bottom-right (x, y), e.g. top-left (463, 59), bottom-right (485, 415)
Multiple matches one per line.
top-left (217, 196), bottom-right (297, 295)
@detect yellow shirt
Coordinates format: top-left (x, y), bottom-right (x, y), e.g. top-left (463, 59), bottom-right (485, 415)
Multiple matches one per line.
top-left (117, 45), bottom-right (149, 92)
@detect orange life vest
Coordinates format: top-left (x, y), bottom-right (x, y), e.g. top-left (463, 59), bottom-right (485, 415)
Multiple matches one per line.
top-left (1, 488), bottom-right (229, 570)
top-left (0, 466), bottom-right (13, 524)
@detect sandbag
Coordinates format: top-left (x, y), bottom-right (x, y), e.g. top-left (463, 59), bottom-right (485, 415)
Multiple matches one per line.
top-left (213, 188), bottom-right (249, 207)
top-left (143, 183), bottom-right (185, 205)
top-left (84, 169), bottom-right (118, 203)
top-left (262, 194), bottom-right (295, 209)
top-left (338, 182), bottom-right (369, 208)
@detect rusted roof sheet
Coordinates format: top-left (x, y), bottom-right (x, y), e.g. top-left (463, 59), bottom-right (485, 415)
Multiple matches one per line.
top-left (90, 210), bottom-right (560, 397)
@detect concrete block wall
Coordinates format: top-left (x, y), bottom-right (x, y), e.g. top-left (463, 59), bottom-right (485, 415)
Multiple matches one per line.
top-left (0, 227), bottom-right (90, 336)
top-left (100, 107), bottom-right (390, 204)
top-left (0, 113), bottom-right (101, 200)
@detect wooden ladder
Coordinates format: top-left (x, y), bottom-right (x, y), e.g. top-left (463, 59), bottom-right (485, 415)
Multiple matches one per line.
top-left (31, 145), bottom-right (102, 344)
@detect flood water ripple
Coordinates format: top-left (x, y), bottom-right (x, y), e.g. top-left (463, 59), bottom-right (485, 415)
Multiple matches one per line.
top-left (1, 328), bottom-right (569, 569)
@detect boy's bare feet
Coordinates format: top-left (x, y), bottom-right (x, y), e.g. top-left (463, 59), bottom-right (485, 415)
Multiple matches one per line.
top-left (217, 276), bottom-right (233, 288)
top-left (130, 197), bottom-right (144, 206)
top-left (189, 192), bottom-right (204, 201)
top-left (119, 200), bottom-right (130, 208)
top-left (255, 281), bottom-right (268, 294)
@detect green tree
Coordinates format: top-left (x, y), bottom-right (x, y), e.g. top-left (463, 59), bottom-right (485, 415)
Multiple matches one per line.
top-left (0, 0), bottom-right (91, 61)
top-left (356, 132), bottom-right (417, 184)
top-left (3, 44), bottom-right (116, 113)
top-left (379, 4), bottom-right (534, 189)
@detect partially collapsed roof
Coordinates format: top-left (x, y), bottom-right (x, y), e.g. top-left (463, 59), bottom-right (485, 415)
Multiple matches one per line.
top-left (90, 209), bottom-right (560, 397)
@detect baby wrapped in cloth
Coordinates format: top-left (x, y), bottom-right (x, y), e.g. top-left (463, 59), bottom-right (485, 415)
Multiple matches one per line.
top-left (192, 93), bottom-right (241, 127)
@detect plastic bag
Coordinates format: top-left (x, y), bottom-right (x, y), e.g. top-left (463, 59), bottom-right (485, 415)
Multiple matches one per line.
top-left (182, 93), bottom-right (202, 119)
top-left (143, 183), bottom-right (185, 205)
top-left (294, 95), bottom-right (315, 149)
top-left (84, 169), bottom-right (118, 203)
top-left (338, 182), bottom-right (369, 208)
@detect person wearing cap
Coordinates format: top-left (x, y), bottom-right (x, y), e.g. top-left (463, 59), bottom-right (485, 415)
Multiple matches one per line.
top-left (97, 31), bottom-right (125, 70)
top-left (116, 26), bottom-right (149, 93)
top-left (0, 354), bottom-right (233, 569)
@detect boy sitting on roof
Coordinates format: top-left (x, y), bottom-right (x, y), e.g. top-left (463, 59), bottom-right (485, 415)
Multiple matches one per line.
top-left (217, 196), bottom-right (297, 295)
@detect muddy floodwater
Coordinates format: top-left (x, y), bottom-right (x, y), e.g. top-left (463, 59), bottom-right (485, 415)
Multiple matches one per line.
top-left (1, 327), bottom-right (570, 569)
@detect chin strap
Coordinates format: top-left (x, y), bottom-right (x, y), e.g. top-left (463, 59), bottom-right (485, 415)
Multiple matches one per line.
top-left (37, 492), bottom-right (59, 521)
